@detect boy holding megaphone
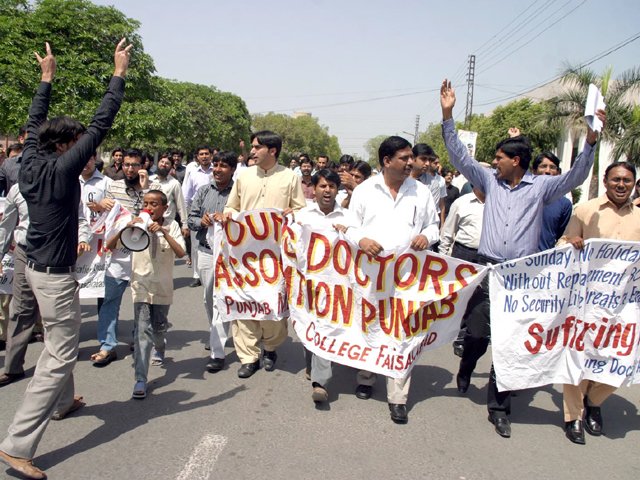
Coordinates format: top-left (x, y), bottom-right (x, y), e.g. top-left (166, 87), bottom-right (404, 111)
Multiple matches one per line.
top-left (106, 189), bottom-right (185, 399)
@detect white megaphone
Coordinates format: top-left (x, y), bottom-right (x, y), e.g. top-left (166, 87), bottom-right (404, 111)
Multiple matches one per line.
top-left (120, 210), bottom-right (152, 252)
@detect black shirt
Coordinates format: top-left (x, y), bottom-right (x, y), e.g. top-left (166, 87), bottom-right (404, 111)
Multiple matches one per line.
top-left (19, 77), bottom-right (125, 267)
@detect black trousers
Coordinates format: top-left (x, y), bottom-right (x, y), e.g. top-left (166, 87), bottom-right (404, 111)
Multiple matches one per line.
top-left (458, 252), bottom-right (511, 416)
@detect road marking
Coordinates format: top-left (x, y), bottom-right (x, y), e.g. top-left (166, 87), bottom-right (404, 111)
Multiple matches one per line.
top-left (176, 434), bottom-right (227, 480)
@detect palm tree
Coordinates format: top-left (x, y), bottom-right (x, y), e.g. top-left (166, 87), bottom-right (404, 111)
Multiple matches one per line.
top-left (546, 66), bottom-right (640, 198)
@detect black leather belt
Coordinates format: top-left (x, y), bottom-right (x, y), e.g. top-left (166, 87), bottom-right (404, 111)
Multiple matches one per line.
top-left (26, 260), bottom-right (75, 274)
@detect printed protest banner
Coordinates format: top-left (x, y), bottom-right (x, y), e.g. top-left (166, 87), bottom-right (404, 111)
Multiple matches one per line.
top-left (76, 233), bottom-right (106, 298)
top-left (0, 252), bottom-right (14, 295)
top-left (284, 223), bottom-right (488, 378)
top-left (213, 209), bottom-right (290, 321)
top-left (490, 239), bottom-right (640, 391)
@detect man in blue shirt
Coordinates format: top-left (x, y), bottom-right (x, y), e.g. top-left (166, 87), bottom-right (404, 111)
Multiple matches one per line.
top-left (439, 78), bottom-right (604, 438)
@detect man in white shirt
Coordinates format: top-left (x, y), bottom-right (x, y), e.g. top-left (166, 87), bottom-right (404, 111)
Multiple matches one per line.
top-left (347, 136), bottom-right (439, 424)
top-left (150, 153), bottom-right (189, 238)
top-left (438, 188), bottom-right (485, 360)
top-left (79, 153), bottom-right (112, 228)
top-left (296, 169), bottom-right (357, 404)
top-left (182, 146), bottom-right (214, 287)
top-left (413, 144), bottom-right (447, 228)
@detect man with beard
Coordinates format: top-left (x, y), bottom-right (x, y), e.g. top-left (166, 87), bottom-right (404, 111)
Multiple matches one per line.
top-left (347, 136), bottom-right (439, 424)
top-left (150, 153), bottom-right (188, 237)
top-left (92, 149), bottom-right (149, 367)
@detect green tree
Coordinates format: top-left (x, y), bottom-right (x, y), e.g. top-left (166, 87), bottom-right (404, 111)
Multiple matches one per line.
top-left (546, 66), bottom-right (640, 196)
top-left (251, 113), bottom-right (341, 164)
top-left (0, 0), bottom-right (252, 156)
top-left (106, 78), bottom-right (251, 154)
top-left (0, 0), bottom-right (155, 136)
top-left (363, 134), bottom-right (387, 167)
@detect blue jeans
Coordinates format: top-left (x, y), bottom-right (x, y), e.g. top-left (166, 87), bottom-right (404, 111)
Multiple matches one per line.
top-left (133, 302), bottom-right (169, 383)
top-left (97, 275), bottom-right (129, 351)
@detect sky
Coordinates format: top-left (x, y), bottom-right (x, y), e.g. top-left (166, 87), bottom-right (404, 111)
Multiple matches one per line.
top-left (93, 0), bottom-right (640, 159)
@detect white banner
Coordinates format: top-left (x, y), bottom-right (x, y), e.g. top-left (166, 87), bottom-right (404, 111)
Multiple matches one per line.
top-left (0, 252), bottom-right (14, 294)
top-left (213, 210), bottom-right (290, 321)
top-left (284, 223), bottom-right (487, 378)
top-left (76, 233), bottom-right (106, 298)
top-left (490, 239), bottom-right (640, 391)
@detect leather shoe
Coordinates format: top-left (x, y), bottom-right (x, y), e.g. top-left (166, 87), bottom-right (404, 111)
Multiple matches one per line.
top-left (237, 361), bottom-right (260, 378)
top-left (311, 383), bottom-right (329, 403)
top-left (190, 279), bottom-right (202, 288)
top-left (565, 420), bottom-right (586, 445)
top-left (456, 371), bottom-right (470, 394)
top-left (488, 414), bottom-right (511, 438)
top-left (388, 403), bottom-right (408, 424)
top-left (262, 351), bottom-right (277, 371)
top-left (583, 399), bottom-right (603, 436)
top-left (0, 449), bottom-right (47, 479)
top-left (355, 384), bottom-right (372, 400)
top-left (0, 372), bottom-right (26, 387)
top-left (206, 358), bottom-right (225, 373)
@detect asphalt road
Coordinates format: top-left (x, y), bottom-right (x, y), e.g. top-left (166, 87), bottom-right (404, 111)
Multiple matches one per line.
top-left (1, 261), bottom-right (639, 480)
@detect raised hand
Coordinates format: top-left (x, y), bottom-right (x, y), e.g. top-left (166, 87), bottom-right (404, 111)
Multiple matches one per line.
top-left (586, 109), bottom-right (606, 145)
top-left (35, 42), bottom-right (56, 83)
top-left (440, 79), bottom-right (456, 120)
top-left (508, 127), bottom-right (521, 138)
top-left (114, 38), bottom-right (133, 78)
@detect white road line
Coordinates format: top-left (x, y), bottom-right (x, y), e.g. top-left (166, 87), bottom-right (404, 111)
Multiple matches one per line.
top-left (176, 434), bottom-right (227, 480)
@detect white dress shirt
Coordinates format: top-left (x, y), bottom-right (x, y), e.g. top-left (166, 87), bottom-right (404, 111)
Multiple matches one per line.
top-left (347, 174), bottom-right (439, 250)
top-left (439, 192), bottom-right (484, 255)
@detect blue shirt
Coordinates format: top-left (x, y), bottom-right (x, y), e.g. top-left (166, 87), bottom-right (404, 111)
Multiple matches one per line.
top-left (539, 196), bottom-right (572, 251)
top-left (442, 119), bottom-right (594, 261)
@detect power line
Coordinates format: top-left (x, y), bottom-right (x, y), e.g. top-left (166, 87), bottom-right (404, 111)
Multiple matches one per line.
top-left (478, 0), bottom-right (587, 75)
top-left (474, 30), bottom-right (640, 107)
top-left (474, 0), bottom-right (555, 57)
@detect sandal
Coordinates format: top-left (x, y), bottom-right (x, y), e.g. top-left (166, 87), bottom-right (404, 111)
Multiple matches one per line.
top-left (91, 349), bottom-right (117, 366)
top-left (52, 395), bottom-right (85, 420)
top-left (132, 381), bottom-right (147, 399)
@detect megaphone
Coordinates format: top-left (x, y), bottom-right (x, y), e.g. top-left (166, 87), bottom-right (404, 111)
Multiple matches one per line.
top-left (120, 210), bottom-right (152, 252)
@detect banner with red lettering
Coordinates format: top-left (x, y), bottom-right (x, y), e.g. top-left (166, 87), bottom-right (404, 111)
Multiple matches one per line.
top-left (284, 223), bottom-right (488, 378)
top-left (490, 239), bottom-right (640, 391)
top-left (213, 210), bottom-right (290, 321)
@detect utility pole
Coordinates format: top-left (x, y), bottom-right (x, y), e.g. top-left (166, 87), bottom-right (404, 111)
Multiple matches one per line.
top-left (465, 54), bottom-right (476, 128)
top-left (414, 115), bottom-right (420, 144)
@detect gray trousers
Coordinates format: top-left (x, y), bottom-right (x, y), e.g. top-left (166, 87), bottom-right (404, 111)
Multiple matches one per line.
top-left (0, 267), bottom-right (80, 459)
top-left (4, 245), bottom-right (42, 375)
top-left (197, 247), bottom-right (229, 359)
top-left (133, 302), bottom-right (169, 383)
top-left (357, 370), bottom-right (412, 404)
top-left (311, 353), bottom-right (333, 387)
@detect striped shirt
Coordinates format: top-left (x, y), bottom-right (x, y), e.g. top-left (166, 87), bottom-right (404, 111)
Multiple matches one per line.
top-left (442, 118), bottom-right (595, 261)
top-left (188, 179), bottom-right (233, 247)
top-left (106, 179), bottom-right (145, 215)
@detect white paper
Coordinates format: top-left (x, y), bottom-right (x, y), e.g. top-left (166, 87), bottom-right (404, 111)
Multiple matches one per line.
top-left (584, 83), bottom-right (606, 132)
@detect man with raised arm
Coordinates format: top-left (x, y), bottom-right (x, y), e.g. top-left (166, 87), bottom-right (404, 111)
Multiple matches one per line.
top-left (439, 79), bottom-right (604, 439)
top-left (0, 39), bottom-right (131, 480)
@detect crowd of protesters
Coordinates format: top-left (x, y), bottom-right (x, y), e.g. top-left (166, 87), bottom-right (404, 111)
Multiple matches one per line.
top-left (0, 40), bottom-right (636, 480)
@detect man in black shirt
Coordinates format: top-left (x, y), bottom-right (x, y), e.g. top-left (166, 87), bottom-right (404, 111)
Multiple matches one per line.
top-left (0, 39), bottom-right (131, 480)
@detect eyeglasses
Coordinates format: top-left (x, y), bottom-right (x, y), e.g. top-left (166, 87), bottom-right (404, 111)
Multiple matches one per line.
top-left (123, 163), bottom-right (141, 169)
